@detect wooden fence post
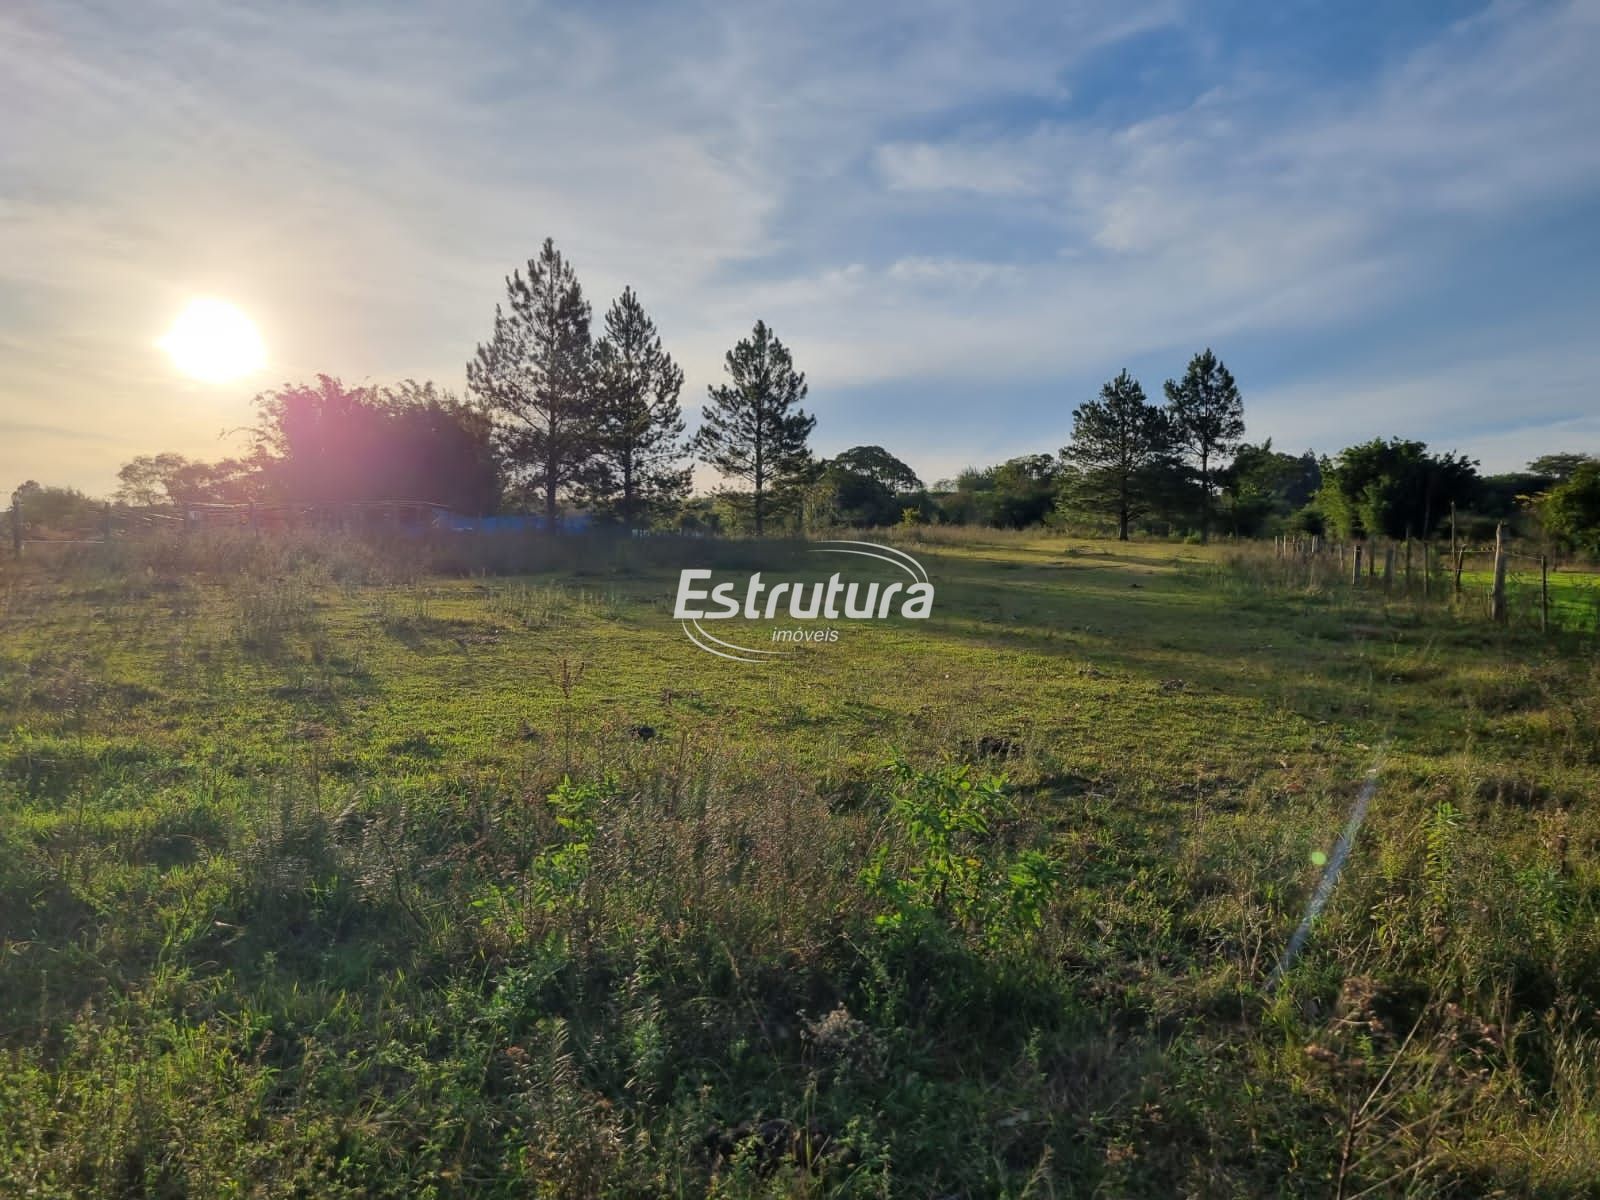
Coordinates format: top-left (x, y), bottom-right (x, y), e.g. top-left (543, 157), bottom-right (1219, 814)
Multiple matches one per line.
top-left (9, 491), bottom-right (20, 557)
top-left (1490, 523), bottom-right (1508, 625)
top-left (1383, 545), bottom-right (1395, 592)
top-left (1450, 503), bottom-right (1460, 594)
top-left (1541, 554), bottom-right (1550, 634)
top-left (1404, 535), bottom-right (1412, 593)
top-left (102, 502), bottom-right (112, 542)
top-left (1352, 543), bottom-right (1363, 586)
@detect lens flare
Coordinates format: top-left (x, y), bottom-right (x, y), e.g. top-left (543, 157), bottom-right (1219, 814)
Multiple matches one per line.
top-left (1268, 749), bottom-right (1387, 991)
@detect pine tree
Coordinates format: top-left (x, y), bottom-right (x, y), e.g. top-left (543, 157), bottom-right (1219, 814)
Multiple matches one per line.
top-left (466, 238), bottom-right (595, 529)
top-left (1163, 348), bottom-right (1244, 542)
top-left (591, 288), bottom-right (690, 528)
top-left (1060, 370), bottom-right (1173, 540)
top-left (693, 320), bottom-right (815, 535)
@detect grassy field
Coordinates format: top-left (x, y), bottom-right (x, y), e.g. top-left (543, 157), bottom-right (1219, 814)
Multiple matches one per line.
top-left (2, 530), bottom-right (1598, 1197)
top-left (1455, 564), bottom-right (1600, 634)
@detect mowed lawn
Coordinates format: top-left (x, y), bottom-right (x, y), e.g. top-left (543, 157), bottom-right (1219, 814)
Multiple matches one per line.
top-left (2, 531), bottom-right (1598, 1197)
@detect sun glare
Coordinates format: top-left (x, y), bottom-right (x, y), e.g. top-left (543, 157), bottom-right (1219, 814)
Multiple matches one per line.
top-left (159, 297), bottom-right (266, 383)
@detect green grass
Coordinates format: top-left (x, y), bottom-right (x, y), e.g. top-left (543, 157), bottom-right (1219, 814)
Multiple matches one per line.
top-left (2, 530), bottom-right (1599, 1196)
top-left (1454, 563), bottom-right (1600, 633)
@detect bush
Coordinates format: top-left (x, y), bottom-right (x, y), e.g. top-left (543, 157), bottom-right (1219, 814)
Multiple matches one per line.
top-left (861, 758), bottom-right (1062, 953)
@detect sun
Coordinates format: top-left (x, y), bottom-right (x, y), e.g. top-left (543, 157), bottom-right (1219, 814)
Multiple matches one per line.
top-left (159, 297), bottom-right (266, 383)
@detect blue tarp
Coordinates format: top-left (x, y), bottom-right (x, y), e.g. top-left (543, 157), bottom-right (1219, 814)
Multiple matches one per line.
top-left (434, 512), bottom-right (593, 534)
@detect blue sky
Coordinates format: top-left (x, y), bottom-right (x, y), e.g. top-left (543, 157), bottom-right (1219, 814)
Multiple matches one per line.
top-left (3, 0), bottom-right (1598, 493)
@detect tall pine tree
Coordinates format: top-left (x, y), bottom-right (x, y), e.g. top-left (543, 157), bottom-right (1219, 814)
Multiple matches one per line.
top-left (693, 320), bottom-right (815, 535)
top-left (1163, 348), bottom-right (1244, 542)
top-left (467, 238), bottom-right (595, 529)
top-left (1060, 370), bottom-right (1173, 540)
top-left (591, 287), bottom-right (689, 528)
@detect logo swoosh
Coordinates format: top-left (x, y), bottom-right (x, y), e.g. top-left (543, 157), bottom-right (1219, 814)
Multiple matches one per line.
top-left (680, 622), bottom-right (770, 663)
top-left (813, 539), bottom-right (929, 583)
top-left (810, 543), bottom-right (926, 582)
top-left (690, 618), bottom-right (791, 657)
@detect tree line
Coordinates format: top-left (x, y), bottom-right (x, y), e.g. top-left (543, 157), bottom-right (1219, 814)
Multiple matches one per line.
top-left (96, 238), bottom-right (824, 535)
top-left (1056, 353), bottom-right (1597, 552)
top-left (924, 353), bottom-right (1596, 554)
top-left (10, 236), bottom-right (1600, 555)
top-left (932, 356), bottom-right (1600, 553)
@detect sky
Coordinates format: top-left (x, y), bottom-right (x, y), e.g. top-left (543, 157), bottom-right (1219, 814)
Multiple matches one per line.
top-left (3, 0), bottom-right (1599, 496)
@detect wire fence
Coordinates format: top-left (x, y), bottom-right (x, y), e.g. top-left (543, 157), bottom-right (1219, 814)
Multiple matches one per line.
top-left (9, 494), bottom-right (1597, 634)
top-left (6, 498), bottom-right (462, 545)
top-left (1461, 552), bottom-right (1600, 634)
top-left (1, 496), bottom-right (600, 553)
top-left (1261, 530), bottom-right (1600, 635)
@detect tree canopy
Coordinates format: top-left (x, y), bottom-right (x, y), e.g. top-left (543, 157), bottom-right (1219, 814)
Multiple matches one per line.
top-left (693, 320), bottom-right (815, 536)
top-left (809, 445), bottom-right (925, 528)
top-left (467, 238), bottom-right (596, 525)
top-left (590, 287), bottom-right (690, 528)
top-left (1527, 453), bottom-right (1598, 484)
top-left (1218, 441), bottom-right (1320, 538)
top-left (6, 481), bottom-right (101, 535)
top-left (251, 375), bottom-right (498, 513)
top-left (1163, 349), bottom-right (1244, 542)
top-left (1315, 438), bottom-right (1478, 540)
top-left (1540, 461), bottom-right (1600, 554)
top-left (1059, 370), bottom-right (1174, 540)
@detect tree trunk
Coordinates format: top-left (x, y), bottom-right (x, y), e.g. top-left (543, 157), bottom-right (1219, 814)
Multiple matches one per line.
top-left (753, 437), bottom-right (765, 536)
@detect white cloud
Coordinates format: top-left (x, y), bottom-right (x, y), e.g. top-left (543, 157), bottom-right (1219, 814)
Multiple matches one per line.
top-left (886, 258), bottom-right (1023, 286)
top-left (876, 143), bottom-right (1043, 196)
top-left (0, 0), bottom-right (1597, 493)
top-left (1251, 341), bottom-right (1600, 472)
